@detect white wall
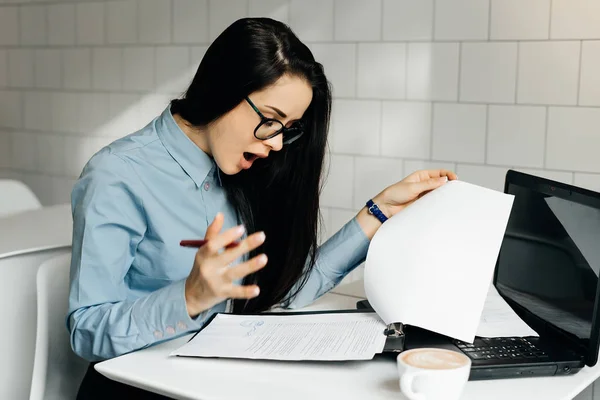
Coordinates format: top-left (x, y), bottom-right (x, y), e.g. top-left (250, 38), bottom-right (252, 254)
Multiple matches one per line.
top-left (1, 0), bottom-right (600, 397)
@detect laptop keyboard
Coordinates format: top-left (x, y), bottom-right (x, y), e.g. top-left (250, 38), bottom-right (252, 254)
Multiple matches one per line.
top-left (454, 337), bottom-right (550, 361)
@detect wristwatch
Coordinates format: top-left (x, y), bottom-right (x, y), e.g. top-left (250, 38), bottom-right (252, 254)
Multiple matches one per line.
top-left (366, 199), bottom-right (388, 223)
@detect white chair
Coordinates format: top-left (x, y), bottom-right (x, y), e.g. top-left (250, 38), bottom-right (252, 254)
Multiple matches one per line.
top-left (0, 179), bottom-right (42, 218)
top-left (29, 253), bottom-right (88, 400)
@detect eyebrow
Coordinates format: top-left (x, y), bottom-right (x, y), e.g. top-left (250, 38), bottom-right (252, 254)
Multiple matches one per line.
top-left (265, 105), bottom-right (287, 119)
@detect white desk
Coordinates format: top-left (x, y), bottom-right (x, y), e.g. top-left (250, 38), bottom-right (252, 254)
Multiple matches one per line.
top-left (0, 204), bottom-right (73, 400)
top-left (96, 285), bottom-right (600, 400)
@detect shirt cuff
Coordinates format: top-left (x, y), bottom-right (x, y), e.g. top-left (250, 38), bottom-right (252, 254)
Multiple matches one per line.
top-left (132, 279), bottom-right (210, 344)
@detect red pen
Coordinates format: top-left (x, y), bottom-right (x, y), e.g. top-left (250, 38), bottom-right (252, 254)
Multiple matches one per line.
top-left (179, 240), bottom-right (239, 250)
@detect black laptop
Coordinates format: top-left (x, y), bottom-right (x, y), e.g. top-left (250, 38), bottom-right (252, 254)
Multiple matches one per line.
top-left (361, 170), bottom-right (600, 380)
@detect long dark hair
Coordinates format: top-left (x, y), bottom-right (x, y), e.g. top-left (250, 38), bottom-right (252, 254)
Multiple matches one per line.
top-left (170, 18), bottom-right (332, 313)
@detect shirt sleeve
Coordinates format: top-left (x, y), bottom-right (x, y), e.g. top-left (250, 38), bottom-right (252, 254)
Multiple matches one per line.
top-left (283, 216), bottom-right (370, 309)
top-left (67, 150), bottom-right (208, 362)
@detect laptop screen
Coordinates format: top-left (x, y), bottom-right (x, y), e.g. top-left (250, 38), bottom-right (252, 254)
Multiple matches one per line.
top-left (496, 172), bottom-right (600, 356)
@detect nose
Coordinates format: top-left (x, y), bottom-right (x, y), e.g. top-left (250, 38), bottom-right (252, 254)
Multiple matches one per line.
top-left (263, 133), bottom-right (283, 152)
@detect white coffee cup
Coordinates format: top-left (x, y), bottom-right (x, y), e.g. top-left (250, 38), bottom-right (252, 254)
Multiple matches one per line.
top-left (397, 348), bottom-right (471, 400)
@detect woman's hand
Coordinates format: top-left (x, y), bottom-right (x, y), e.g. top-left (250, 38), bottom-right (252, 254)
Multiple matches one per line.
top-left (375, 169), bottom-right (458, 217)
top-left (356, 169), bottom-right (458, 239)
top-left (184, 213), bottom-right (267, 318)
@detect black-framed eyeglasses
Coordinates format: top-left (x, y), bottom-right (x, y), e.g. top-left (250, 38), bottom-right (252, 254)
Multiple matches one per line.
top-left (245, 97), bottom-right (305, 145)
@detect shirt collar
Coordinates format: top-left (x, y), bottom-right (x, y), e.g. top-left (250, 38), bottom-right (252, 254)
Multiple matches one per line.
top-left (156, 106), bottom-right (219, 188)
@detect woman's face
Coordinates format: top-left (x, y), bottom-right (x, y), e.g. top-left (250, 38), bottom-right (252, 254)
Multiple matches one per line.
top-left (206, 74), bottom-right (313, 175)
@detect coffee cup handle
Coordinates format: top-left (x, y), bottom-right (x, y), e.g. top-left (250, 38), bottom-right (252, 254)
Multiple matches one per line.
top-left (400, 371), bottom-right (426, 400)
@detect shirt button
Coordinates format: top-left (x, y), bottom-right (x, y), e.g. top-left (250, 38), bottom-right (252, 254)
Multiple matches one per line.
top-left (203, 182), bottom-right (210, 191)
top-left (154, 330), bottom-right (163, 339)
top-left (165, 326), bottom-right (175, 335)
top-left (177, 321), bottom-right (188, 330)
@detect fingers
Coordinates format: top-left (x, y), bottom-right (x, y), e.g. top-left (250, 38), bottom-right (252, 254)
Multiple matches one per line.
top-left (228, 284), bottom-right (261, 299)
top-left (413, 177), bottom-right (447, 194)
top-left (423, 169), bottom-right (458, 181)
top-left (226, 254), bottom-right (268, 281)
top-left (219, 231), bottom-right (266, 265)
top-left (205, 212), bottom-right (224, 240)
top-left (200, 224), bottom-right (246, 255)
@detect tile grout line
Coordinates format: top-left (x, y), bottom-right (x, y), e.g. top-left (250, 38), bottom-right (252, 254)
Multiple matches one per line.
top-left (514, 42), bottom-right (520, 103)
top-left (487, 0), bottom-right (492, 40)
top-left (380, 0), bottom-right (384, 41)
top-left (548, 0), bottom-right (553, 38)
top-left (484, 104), bottom-right (490, 164)
top-left (431, 0), bottom-right (436, 39)
top-left (457, 42), bottom-right (463, 101)
top-left (576, 41), bottom-right (583, 105)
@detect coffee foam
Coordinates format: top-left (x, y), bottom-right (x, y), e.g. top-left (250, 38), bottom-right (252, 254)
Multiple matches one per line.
top-left (400, 349), bottom-right (468, 370)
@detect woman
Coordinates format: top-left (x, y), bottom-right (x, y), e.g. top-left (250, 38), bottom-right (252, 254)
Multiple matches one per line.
top-left (69, 17), bottom-right (457, 398)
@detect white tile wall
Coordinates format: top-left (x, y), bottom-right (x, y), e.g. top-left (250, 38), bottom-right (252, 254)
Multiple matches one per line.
top-left (546, 107), bottom-right (600, 173)
top-left (432, 103), bottom-right (487, 163)
top-left (47, 4), bottom-right (76, 46)
top-left (580, 41), bottom-right (600, 106)
top-left (551, 0), bottom-right (600, 39)
top-left (92, 48), bottom-right (122, 91)
top-left (353, 156), bottom-right (404, 210)
top-left (381, 101), bottom-right (431, 159)
top-left (460, 42), bottom-right (517, 103)
top-left (155, 46), bottom-right (191, 94)
top-left (309, 44), bottom-right (356, 98)
top-left (63, 48), bottom-right (92, 90)
top-left (575, 173), bottom-right (600, 192)
top-left (321, 154), bottom-right (354, 209)
top-left (456, 164), bottom-right (509, 192)
top-left (208, 0), bottom-right (248, 41)
top-left (0, 90), bottom-right (22, 129)
top-left (1, 7), bottom-right (600, 366)
top-left (490, 0), bottom-right (550, 40)
top-left (289, 0), bottom-right (333, 42)
top-left (139, 0), bottom-right (172, 44)
top-left (20, 5), bottom-right (47, 46)
top-left (487, 105), bottom-right (546, 168)
top-left (249, 0), bottom-right (289, 23)
top-left (383, 0), bottom-right (433, 41)
top-left (0, 50), bottom-right (6, 87)
top-left (407, 43), bottom-right (459, 101)
top-left (357, 43), bottom-right (406, 99)
top-left (173, 0), bottom-right (209, 44)
top-left (0, 131), bottom-right (10, 169)
top-left (334, 0), bottom-right (381, 41)
top-left (0, 7), bottom-right (19, 46)
top-left (404, 160), bottom-right (456, 175)
top-left (8, 49), bottom-right (34, 88)
top-left (34, 50), bottom-right (61, 89)
top-left (517, 42), bottom-right (580, 105)
top-left (331, 100), bottom-right (381, 155)
top-left (24, 92), bottom-right (52, 131)
top-left (434, 0), bottom-right (489, 40)
top-left (36, 134), bottom-right (65, 176)
top-left (122, 47), bottom-right (155, 91)
top-left (76, 2), bottom-right (105, 45)
top-left (11, 132), bottom-right (37, 172)
top-left (107, 0), bottom-right (138, 44)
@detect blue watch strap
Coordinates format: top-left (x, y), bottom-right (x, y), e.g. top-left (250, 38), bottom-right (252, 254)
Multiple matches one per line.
top-left (366, 199), bottom-right (388, 223)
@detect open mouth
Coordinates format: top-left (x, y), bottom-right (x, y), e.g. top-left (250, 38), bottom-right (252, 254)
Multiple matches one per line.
top-left (243, 152), bottom-right (258, 162)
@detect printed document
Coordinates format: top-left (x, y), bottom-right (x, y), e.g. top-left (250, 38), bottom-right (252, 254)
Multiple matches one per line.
top-left (171, 312), bottom-right (387, 361)
top-left (364, 180), bottom-right (515, 343)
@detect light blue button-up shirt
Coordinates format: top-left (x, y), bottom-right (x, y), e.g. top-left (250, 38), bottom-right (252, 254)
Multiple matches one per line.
top-left (68, 106), bottom-right (370, 362)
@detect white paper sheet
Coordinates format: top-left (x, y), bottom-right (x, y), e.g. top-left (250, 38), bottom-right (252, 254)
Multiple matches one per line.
top-left (364, 180), bottom-right (514, 343)
top-left (171, 313), bottom-right (387, 361)
top-left (476, 285), bottom-right (539, 338)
